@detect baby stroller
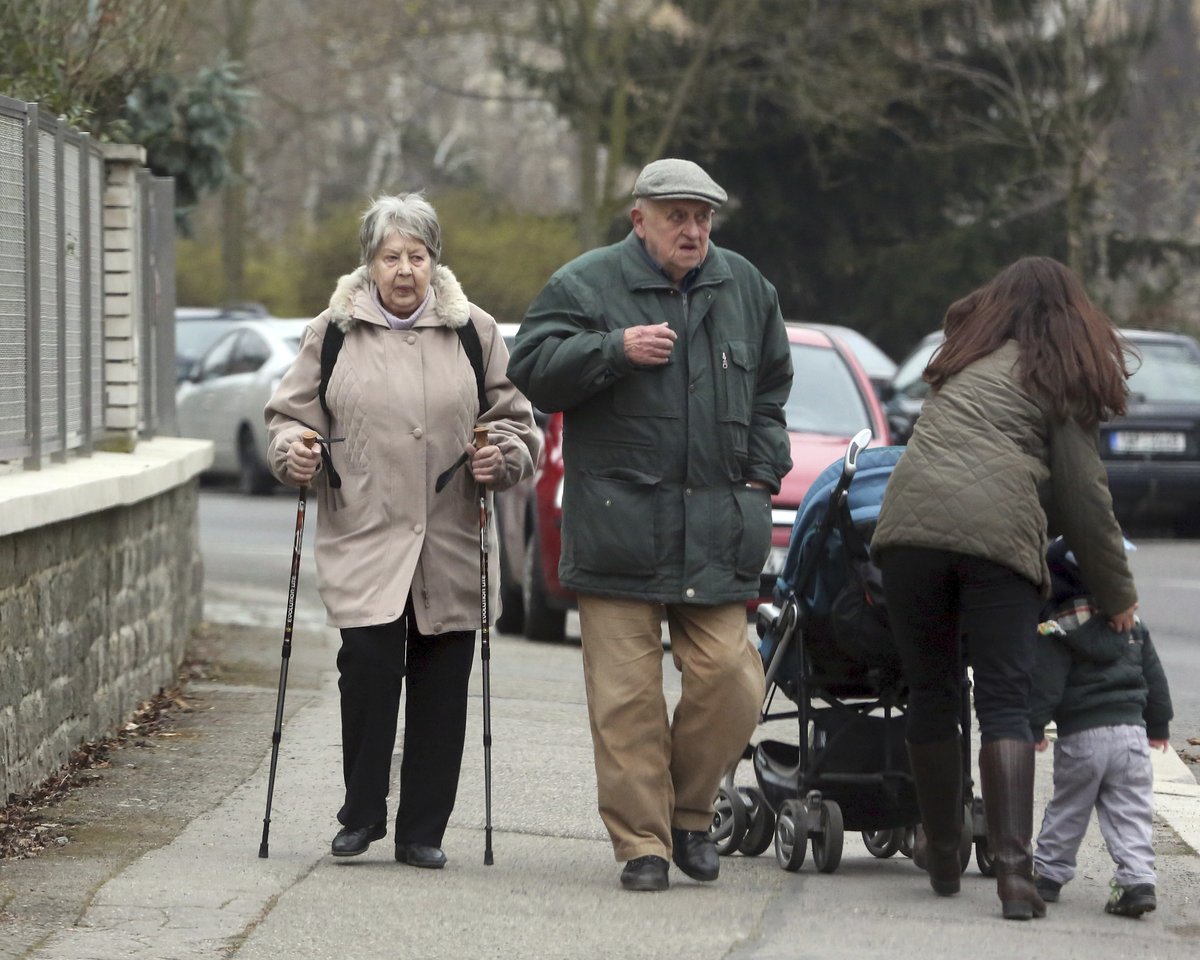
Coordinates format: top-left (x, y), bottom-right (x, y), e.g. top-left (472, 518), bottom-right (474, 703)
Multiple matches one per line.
top-left (710, 430), bottom-right (991, 876)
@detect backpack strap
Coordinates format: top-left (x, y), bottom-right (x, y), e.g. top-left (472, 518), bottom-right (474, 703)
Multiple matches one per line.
top-left (456, 318), bottom-right (488, 417)
top-left (316, 324), bottom-right (345, 489)
top-left (434, 320), bottom-right (490, 493)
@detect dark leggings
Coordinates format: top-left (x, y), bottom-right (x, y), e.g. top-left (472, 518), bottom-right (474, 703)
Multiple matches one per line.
top-left (879, 546), bottom-right (1041, 745)
top-left (336, 601), bottom-right (475, 845)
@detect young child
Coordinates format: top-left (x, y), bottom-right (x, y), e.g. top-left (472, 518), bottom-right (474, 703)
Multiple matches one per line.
top-left (1029, 539), bottom-right (1173, 919)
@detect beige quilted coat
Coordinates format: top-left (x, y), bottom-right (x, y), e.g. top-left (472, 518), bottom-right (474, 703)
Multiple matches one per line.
top-left (264, 265), bottom-right (541, 632)
top-left (872, 340), bottom-right (1136, 616)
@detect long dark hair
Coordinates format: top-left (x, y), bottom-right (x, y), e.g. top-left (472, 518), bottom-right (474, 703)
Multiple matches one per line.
top-left (925, 256), bottom-right (1131, 425)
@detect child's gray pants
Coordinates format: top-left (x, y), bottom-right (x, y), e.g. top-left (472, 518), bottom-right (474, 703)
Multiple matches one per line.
top-left (1034, 724), bottom-right (1156, 888)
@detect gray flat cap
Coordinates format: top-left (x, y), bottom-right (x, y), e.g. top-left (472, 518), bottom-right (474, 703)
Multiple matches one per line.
top-left (632, 158), bottom-right (727, 208)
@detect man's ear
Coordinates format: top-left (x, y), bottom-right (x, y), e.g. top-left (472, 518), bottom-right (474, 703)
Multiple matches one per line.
top-left (630, 205), bottom-right (646, 236)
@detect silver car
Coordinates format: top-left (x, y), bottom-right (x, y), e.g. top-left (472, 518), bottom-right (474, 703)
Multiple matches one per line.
top-left (176, 318), bottom-right (309, 494)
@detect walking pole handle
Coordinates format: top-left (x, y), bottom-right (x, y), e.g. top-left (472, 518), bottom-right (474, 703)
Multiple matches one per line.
top-left (300, 430), bottom-right (318, 485)
top-left (473, 425), bottom-right (489, 452)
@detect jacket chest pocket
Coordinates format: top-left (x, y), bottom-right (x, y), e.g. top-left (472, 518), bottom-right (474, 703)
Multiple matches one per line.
top-left (717, 339), bottom-right (757, 426)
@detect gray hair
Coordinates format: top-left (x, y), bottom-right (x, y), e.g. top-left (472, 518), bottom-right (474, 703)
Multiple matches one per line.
top-left (359, 193), bottom-right (442, 266)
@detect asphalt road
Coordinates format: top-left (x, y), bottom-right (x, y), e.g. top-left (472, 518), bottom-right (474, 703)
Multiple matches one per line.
top-left (198, 486), bottom-right (1200, 760)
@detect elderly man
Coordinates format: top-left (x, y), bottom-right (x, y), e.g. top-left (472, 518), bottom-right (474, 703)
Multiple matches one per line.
top-left (508, 158), bottom-right (793, 891)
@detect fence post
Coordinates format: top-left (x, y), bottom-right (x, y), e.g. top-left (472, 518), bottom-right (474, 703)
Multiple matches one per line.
top-left (23, 103), bottom-right (41, 470)
top-left (99, 143), bottom-right (145, 453)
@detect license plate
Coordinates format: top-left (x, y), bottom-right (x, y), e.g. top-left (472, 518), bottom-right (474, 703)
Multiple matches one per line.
top-left (762, 546), bottom-right (788, 577)
top-left (1109, 431), bottom-right (1186, 454)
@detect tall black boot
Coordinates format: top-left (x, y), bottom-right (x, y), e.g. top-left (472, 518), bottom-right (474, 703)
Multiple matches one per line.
top-left (979, 740), bottom-right (1046, 920)
top-left (907, 737), bottom-right (964, 896)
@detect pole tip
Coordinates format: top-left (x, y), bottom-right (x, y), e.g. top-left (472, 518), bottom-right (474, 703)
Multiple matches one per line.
top-left (484, 851), bottom-right (494, 866)
top-left (258, 844), bottom-right (269, 858)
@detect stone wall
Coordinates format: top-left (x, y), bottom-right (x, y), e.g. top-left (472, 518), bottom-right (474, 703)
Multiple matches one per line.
top-left (0, 480), bottom-right (203, 801)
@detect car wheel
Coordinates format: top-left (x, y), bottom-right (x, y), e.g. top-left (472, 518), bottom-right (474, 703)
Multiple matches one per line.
top-left (522, 517), bottom-right (566, 643)
top-left (237, 427), bottom-right (276, 496)
top-left (496, 555), bottom-right (525, 635)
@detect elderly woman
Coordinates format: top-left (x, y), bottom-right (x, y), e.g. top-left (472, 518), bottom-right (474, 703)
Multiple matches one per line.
top-left (264, 193), bottom-right (540, 868)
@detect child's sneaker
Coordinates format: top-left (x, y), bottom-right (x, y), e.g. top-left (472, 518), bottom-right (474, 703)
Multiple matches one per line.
top-left (1034, 872), bottom-right (1062, 903)
top-left (1104, 881), bottom-right (1156, 918)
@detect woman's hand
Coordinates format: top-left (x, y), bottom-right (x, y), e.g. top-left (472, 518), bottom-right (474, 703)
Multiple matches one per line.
top-left (1107, 603), bottom-right (1138, 633)
top-left (1149, 738), bottom-right (1170, 753)
top-left (285, 437), bottom-right (321, 486)
top-left (1034, 738), bottom-right (1049, 753)
top-left (468, 442), bottom-right (504, 486)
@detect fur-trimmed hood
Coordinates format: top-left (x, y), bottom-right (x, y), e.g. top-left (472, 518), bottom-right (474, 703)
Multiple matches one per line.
top-left (327, 263), bottom-right (471, 333)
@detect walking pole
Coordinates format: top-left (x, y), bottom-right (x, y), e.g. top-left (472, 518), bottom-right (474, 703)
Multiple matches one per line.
top-left (259, 430), bottom-right (317, 859)
top-left (474, 424), bottom-right (495, 866)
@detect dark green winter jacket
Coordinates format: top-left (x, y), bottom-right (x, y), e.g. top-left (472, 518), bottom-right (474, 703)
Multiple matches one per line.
top-left (507, 232), bottom-right (793, 604)
top-left (871, 340), bottom-right (1136, 615)
top-left (1029, 618), bottom-right (1173, 741)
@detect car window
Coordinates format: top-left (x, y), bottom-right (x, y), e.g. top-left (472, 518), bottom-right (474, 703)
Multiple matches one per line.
top-left (1129, 341), bottom-right (1200, 403)
top-left (199, 332), bottom-right (239, 381)
top-left (229, 330), bottom-right (271, 375)
top-left (785, 343), bottom-right (874, 435)
top-left (892, 337), bottom-right (941, 400)
top-left (176, 318), bottom-right (241, 361)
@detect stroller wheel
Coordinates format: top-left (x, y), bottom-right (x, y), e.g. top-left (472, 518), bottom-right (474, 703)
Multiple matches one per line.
top-left (774, 799), bottom-right (807, 872)
top-left (861, 828), bottom-right (902, 859)
top-left (898, 825), bottom-right (915, 859)
top-left (737, 787), bottom-right (776, 857)
top-left (975, 836), bottom-right (996, 876)
top-left (811, 800), bottom-right (844, 874)
top-left (709, 785), bottom-right (748, 856)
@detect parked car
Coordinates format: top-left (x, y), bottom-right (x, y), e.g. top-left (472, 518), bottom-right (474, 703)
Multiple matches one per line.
top-left (1102, 330), bottom-right (1200, 533)
top-left (804, 323), bottom-right (898, 397)
top-left (175, 303), bottom-right (271, 383)
top-left (176, 318), bottom-right (309, 494)
top-left (880, 329), bottom-right (942, 443)
top-left (881, 327), bottom-right (1200, 532)
top-left (496, 323), bottom-right (892, 642)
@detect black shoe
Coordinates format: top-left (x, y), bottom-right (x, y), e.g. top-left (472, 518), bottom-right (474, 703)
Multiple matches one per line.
top-left (331, 822), bottom-right (386, 857)
top-left (671, 828), bottom-right (719, 882)
top-left (395, 843), bottom-right (447, 869)
top-left (1105, 882), bottom-right (1156, 918)
top-left (620, 855), bottom-right (669, 892)
top-left (1034, 873), bottom-right (1062, 903)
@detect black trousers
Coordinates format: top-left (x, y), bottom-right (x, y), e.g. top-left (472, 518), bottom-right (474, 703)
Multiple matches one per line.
top-left (879, 546), bottom-right (1041, 745)
top-left (336, 602), bottom-right (475, 846)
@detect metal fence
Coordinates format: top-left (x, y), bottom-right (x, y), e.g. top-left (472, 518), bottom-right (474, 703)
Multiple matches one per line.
top-left (0, 94), bottom-right (175, 468)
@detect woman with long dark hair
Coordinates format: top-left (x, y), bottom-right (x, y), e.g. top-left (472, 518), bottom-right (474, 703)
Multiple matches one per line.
top-left (872, 256), bottom-right (1137, 920)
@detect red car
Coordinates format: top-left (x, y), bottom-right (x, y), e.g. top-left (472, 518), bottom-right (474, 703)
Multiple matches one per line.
top-left (497, 324), bottom-right (892, 641)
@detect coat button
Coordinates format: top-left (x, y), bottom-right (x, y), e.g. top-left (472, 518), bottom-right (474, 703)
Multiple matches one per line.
top-left (685, 588), bottom-right (696, 598)
top-left (685, 488), bottom-right (692, 496)
top-left (434, 623), bottom-right (443, 633)
top-left (406, 334), bottom-right (416, 344)
top-left (414, 523), bottom-right (424, 533)
top-left (413, 428), bottom-right (423, 439)
top-left (604, 499), bottom-right (612, 507)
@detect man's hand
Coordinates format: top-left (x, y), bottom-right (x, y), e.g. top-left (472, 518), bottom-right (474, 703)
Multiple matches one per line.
top-left (1034, 738), bottom-right (1049, 753)
top-left (623, 323), bottom-right (677, 367)
top-left (1149, 738), bottom-right (1170, 753)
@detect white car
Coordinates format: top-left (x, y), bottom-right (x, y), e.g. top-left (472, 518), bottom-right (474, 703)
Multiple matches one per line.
top-left (176, 318), bottom-right (309, 494)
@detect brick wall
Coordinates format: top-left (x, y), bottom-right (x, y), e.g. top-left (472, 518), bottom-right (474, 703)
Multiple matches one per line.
top-left (0, 480), bottom-right (203, 801)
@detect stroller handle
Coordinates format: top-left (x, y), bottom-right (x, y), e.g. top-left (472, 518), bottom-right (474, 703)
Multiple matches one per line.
top-left (843, 428), bottom-right (873, 479)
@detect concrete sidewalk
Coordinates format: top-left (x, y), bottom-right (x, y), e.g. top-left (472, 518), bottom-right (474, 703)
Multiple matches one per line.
top-left (2, 619), bottom-right (1198, 960)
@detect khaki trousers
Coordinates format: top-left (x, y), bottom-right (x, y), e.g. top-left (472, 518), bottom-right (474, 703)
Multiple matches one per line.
top-left (577, 595), bottom-right (765, 862)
